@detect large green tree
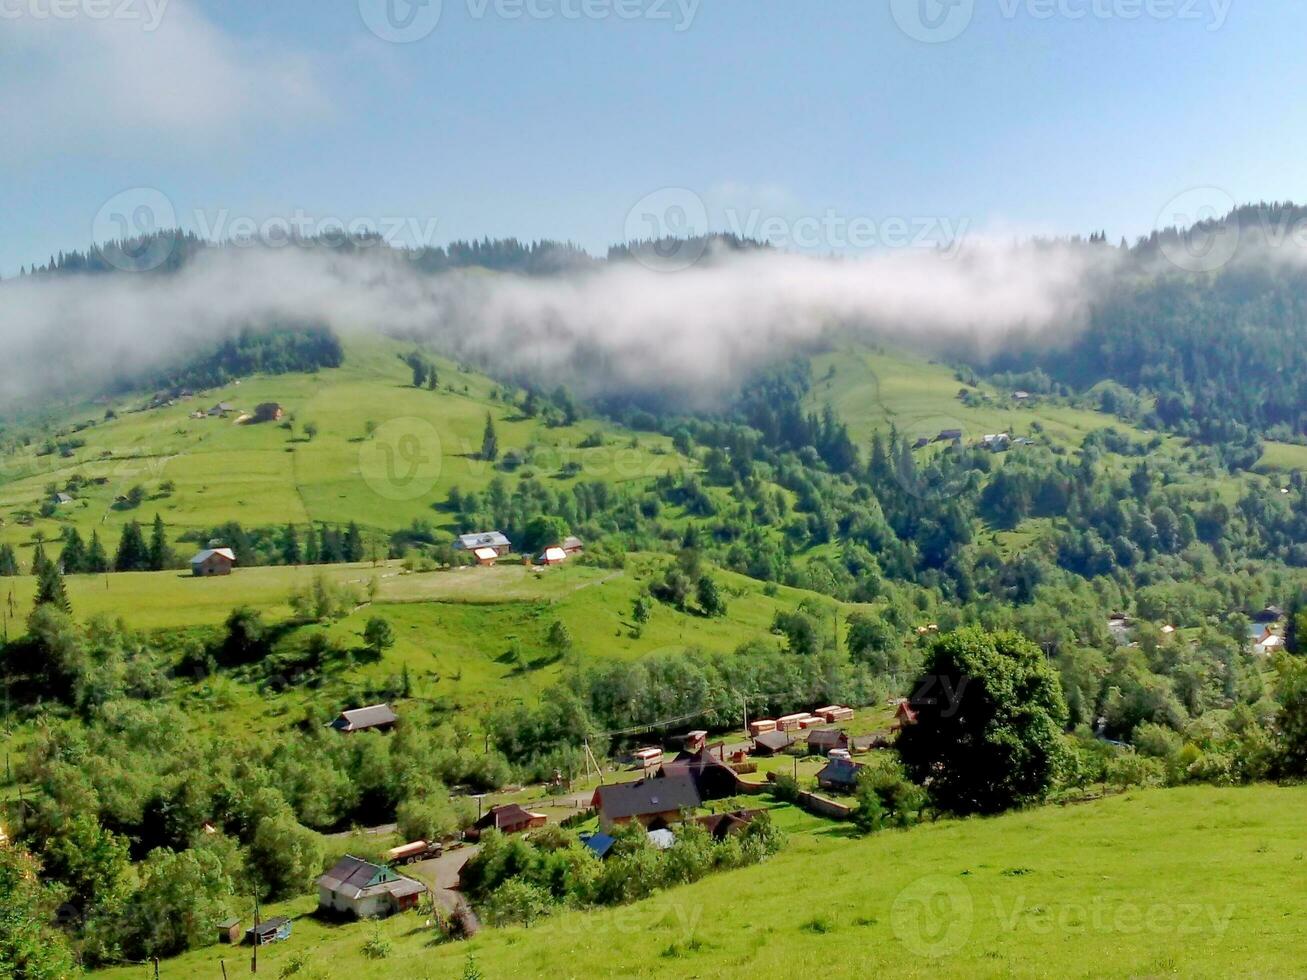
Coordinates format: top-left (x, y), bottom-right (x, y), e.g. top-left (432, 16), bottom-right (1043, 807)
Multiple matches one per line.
top-left (898, 627), bottom-right (1069, 815)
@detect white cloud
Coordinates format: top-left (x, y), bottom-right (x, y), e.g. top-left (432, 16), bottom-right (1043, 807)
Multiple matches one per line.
top-left (0, 3), bottom-right (328, 160)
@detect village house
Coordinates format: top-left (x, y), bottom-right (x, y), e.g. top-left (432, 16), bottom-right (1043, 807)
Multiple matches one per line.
top-left (317, 856), bottom-right (426, 919)
top-left (892, 700), bottom-right (919, 729)
top-left (468, 803), bottom-right (547, 840)
top-left (691, 809), bottom-right (764, 840)
top-left (935, 428), bottom-right (963, 443)
top-left (816, 757), bottom-right (864, 794)
top-left (537, 546), bottom-right (568, 565)
top-left (473, 546), bottom-right (499, 567)
top-left (329, 703), bottom-right (398, 734)
top-left (750, 730), bottom-right (796, 756)
top-left (591, 774), bottom-right (701, 832)
top-left (562, 535), bottom-right (584, 555)
top-left (657, 745), bottom-right (743, 801)
top-left (455, 531), bottom-right (511, 556)
top-left (807, 728), bottom-right (850, 756)
top-left (190, 548), bottom-right (236, 577)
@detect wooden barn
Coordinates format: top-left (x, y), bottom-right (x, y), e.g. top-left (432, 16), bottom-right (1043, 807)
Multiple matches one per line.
top-left (190, 548), bottom-right (236, 577)
top-left (469, 803), bottom-right (547, 840)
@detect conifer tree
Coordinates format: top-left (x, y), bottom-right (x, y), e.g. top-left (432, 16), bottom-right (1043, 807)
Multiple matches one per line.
top-left (85, 531), bottom-right (109, 574)
top-left (60, 529), bottom-right (86, 575)
top-left (115, 521), bottom-right (148, 572)
top-left (283, 523), bottom-right (302, 565)
top-left (34, 560), bottom-right (70, 613)
top-left (147, 514), bottom-right (172, 571)
top-left (481, 413), bottom-right (499, 462)
top-left (0, 543), bottom-right (19, 577)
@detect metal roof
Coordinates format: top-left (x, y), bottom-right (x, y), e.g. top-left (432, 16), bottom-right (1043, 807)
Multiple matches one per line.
top-left (593, 775), bottom-right (700, 820)
top-left (331, 703), bottom-right (398, 732)
top-left (190, 548), bottom-right (236, 564)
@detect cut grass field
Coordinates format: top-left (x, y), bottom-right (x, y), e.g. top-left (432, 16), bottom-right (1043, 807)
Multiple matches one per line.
top-left (95, 784), bottom-right (1307, 980)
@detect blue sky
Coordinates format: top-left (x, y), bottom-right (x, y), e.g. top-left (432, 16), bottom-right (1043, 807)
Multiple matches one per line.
top-left (2, 0), bottom-right (1305, 275)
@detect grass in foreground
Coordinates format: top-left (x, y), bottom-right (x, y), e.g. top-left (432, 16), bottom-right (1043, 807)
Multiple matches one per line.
top-left (97, 784), bottom-right (1307, 979)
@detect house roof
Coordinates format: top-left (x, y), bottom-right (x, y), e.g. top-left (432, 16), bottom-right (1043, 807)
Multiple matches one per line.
top-left (474, 803), bottom-right (545, 831)
top-left (456, 531), bottom-right (510, 550)
top-left (817, 758), bottom-right (864, 786)
top-left (473, 547), bottom-right (499, 561)
top-left (190, 548), bottom-right (236, 565)
top-left (807, 728), bottom-right (847, 750)
top-left (692, 809), bottom-right (764, 839)
top-left (248, 917), bottom-right (290, 937)
top-left (658, 747), bottom-right (741, 797)
top-left (591, 774), bottom-right (701, 820)
top-left (752, 730), bottom-right (794, 752)
top-left (562, 536), bottom-right (584, 550)
top-left (318, 855), bottom-right (423, 901)
top-left (646, 828), bottom-right (676, 850)
top-left (539, 547), bottom-right (567, 563)
top-left (331, 703), bottom-right (398, 732)
top-left (580, 832), bottom-right (616, 859)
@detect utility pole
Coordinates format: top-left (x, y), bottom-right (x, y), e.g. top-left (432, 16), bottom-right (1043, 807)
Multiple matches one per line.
top-left (250, 894), bottom-right (260, 974)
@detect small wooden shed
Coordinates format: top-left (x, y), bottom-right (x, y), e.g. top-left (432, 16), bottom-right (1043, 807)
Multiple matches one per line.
top-left (216, 918), bottom-right (241, 944)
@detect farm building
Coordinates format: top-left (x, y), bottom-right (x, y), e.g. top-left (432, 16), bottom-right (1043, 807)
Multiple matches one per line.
top-left (935, 428), bottom-right (963, 442)
top-left (591, 774), bottom-right (701, 832)
top-left (537, 546), bottom-right (568, 565)
top-left (53, 492), bottom-right (74, 506)
top-left (692, 809), bottom-right (764, 841)
top-left (473, 546), bottom-right (499, 567)
top-left (190, 548), bottom-right (236, 577)
top-left (216, 918), bottom-right (242, 944)
top-left (658, 746), bottom-right (742, 801)
top-left (893, 700), bottom-right (919, 729)
top-left (807, 728), bottom-right (850, 756)
top-left (1253, 605), bottom-right (1285, 623)
top-left (816, 758), bottom-right (864, 794)
top-left (330, 703), bottom-right (398, 734)
top-left (245, 917), bottom-right (292, 946)
top-left (469, 803), bottom-right (547, 839)
top-left (455, 531), bottom-right (511, 556)
top-left (562, 535), bottom-right (584, 554)
top-left (912, 437), bottom-right (931, 450)
top-left (751, 730), bottom-right (795, 756)
top-left (317, 856), bottom-right (426, 919)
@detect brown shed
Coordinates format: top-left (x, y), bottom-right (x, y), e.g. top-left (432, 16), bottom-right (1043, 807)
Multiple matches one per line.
top-left (190, 548), bottom-right (236, 577)
top-left (216, 918), bottom-right (241, 944)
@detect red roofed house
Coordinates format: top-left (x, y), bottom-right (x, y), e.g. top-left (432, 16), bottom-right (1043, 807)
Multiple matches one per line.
top-left (468, 803), bottom-right (547, 840)
top-left (893, 700), bottom-right (919, 729)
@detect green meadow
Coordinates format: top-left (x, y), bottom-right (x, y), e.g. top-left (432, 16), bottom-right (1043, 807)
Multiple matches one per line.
top-left (96, 784), bottom-right (1307, 980)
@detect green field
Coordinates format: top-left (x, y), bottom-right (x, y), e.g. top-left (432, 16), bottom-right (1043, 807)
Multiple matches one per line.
top-left (0, 338), bottom-right (685, 560)
top-left (95, 784), bottom-right (1307, 979)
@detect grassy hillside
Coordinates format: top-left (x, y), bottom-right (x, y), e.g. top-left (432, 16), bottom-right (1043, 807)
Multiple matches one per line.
top-left (0, 337), bottom-right (684, 560)
top-left (96, 784), bottom-right (1307, 979)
